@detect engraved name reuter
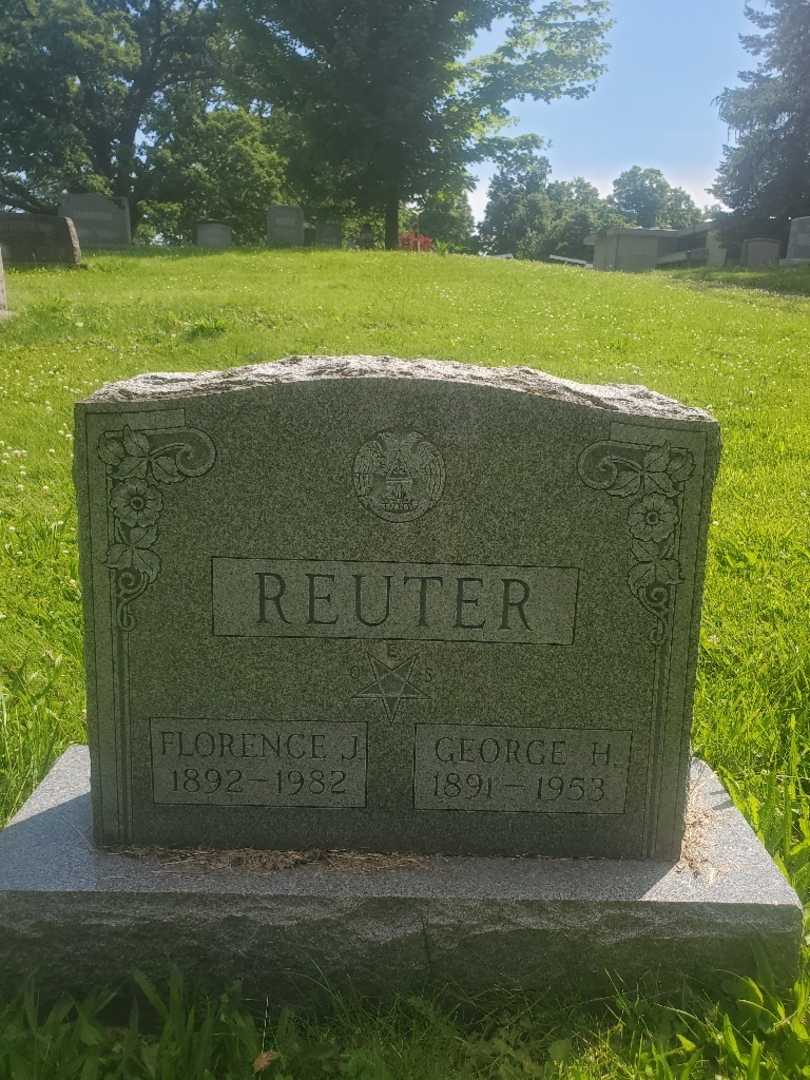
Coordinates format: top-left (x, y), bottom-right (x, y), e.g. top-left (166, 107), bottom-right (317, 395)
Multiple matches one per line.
top-left (353, 429), bottom-right (445, 522)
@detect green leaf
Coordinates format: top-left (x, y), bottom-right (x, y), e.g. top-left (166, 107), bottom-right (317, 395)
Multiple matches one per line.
top-left (548, 1038), bottom-right (573, 1063)
top-left (722, 1013), bottom-right (742, 1063)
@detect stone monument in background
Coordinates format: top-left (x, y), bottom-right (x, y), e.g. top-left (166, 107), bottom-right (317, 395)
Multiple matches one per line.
top-left (0, 249), bottom-right (8, 317)
top-left (782, 216), bottom-right (810, 265)
top-left (316, 221), bottom-right (343, 248)
top-left (0, 212), bottom-right (81, 266)
top-left (741, 237), bottom-right (780, 269)
top-left (194, 222), bottom-right (233, 249)
top-left (266, 205), bottom-right (305, 247)
top-left (59, 193), bottom-right (131, 250)
top-left (0, 356), bottom-right (801, 1002)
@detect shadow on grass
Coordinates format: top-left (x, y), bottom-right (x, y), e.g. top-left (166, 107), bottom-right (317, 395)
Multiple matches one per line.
top-left (666, 264), bottom-right (810, 297)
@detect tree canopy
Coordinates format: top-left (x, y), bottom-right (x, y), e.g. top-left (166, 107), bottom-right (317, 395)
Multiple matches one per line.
top-left (479, 152), bottom-right (708, 260)
top-left (226, 1), bottom-right (611, 247)
top-left (479, 135), bottom-right (621, 259)
top-left (608, 167), bottom-right (704, 230)
top-left (0, 0), bottom-right (221, 222)
top-left (139, 101), bottom-right (286, 243)
top-left (712, 0), bottom-right (810, 247)
top-left (0, 0), bottom-right (612, 246)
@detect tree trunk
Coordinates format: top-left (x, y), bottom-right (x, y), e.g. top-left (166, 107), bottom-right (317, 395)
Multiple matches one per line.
top-left (384, 194), bottom-right (399, 250)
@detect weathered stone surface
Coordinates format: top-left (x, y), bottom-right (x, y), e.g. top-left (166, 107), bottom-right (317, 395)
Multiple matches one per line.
top-left (705, 229), bottom-right (727, 268)
top-left (742, 238), bottom-right (780, 268)
top-left (0, 212), bottom-right (81, 266)
top-left (59, 193), bottom-right (131, 250)
top-left (0, 249), bottom-right (7, 315)
top-left (194, 222), bottom-right (233, 249)
top-left (0, 749), bottom-right (801, 1003)
top-left (316, 221), bottom-right (342, 248)
top-left (266, 204), bottom-right (305, 247)
top-left (75, 356), bottom-right (720, 859)
top-left (785, 216), bottom-right (810, 263)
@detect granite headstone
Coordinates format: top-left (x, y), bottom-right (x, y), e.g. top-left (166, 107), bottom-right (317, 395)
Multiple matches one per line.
top-left (742, 237), bottom-right (780, 268)
top-left (0, 249), bottom-right (7, 315)
top-left (194, 222), bottom-right (233, 249)
top-left (316, 221), bottom-right (342, 248)
top-left (266, 205), bottom-right (305, 247)
top-left (75, 357), bottom-right (721, 860)
top-left (59, 193), bottom-right (131, 250)
top-left (0, 212), bottom-right (81, 266)
top-left (784, 216), bottom-right (810, 263)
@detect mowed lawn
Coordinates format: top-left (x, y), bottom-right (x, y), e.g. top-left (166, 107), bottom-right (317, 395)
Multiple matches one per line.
top-left (0, 250), bottom-right (808, 1077)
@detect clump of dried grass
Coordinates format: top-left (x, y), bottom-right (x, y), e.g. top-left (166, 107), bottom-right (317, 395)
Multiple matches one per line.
top-left (112, 844), bottom-right (429, 874)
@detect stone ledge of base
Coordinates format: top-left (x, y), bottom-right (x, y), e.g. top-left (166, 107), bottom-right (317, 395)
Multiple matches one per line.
top-left (0, 744), bottom-right (801, 918)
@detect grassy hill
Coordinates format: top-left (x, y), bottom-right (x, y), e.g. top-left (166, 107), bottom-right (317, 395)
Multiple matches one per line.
top-left (1, 250), bottom-right (808, 1076)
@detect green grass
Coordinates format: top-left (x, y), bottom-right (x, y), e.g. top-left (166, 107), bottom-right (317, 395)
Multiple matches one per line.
top-left (670, 261), bottom-right (810, 298)
top-left (1, 250), bottom-right (808, 1077)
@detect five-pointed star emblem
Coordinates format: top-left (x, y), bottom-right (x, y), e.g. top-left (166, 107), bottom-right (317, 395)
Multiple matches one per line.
top-left (353, 651), bottom-right (425, 722)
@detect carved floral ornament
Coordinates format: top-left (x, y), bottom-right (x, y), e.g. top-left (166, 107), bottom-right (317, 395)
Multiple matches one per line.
top-left (578, 439), bottom-right (696, 644)
top-left (98, 423), bottom-right (216, 629)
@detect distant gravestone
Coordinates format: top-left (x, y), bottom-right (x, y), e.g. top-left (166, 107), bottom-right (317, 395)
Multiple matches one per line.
top-left (783, 216), bottom-right (810, 264)
top-left (705, 229), bottom-right (727, 268)
top-left (0, 249), bottom-right (7, 315)
top-left (74, 357), bottom-right (722, 860)
top-left (266, 205), bottom-right (305, 247)
top-left (59, 193), bottom-right (131, 250)
top-left (356, 223), bottom-right (375, 249)
top-left (316, 221), bottom-right (342, 248)
top-left (742, 237), bottom-right (780, 269)
top-left (194, 222), bottom-right (233, 249)
top-left (0, 212), bottom-right (81, 266)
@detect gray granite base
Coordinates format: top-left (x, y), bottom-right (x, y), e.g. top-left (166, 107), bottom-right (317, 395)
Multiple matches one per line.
top-left (0, 748), bottom-right (801, 1006)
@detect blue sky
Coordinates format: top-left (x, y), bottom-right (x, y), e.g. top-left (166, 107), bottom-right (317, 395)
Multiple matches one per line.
top-left (468, 0), bottom-right (752, 219)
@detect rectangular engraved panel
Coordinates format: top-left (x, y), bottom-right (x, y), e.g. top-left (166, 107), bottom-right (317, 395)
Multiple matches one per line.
top-left (211, 557), bottom-right (579, 645)
top-left (413, 725), bottom-right (631, 813)
top-left (151, 719), bottom-right (367, 807)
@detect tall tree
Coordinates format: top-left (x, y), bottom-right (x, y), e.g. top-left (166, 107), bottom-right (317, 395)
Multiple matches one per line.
top-left (140, 99), bottom-right (287, 243)
top-left (0, 0), bottom-right (221, 221)
top-left (712, 0), bottom-right (810, 245)
top-left (519, 176), bottom-right (623, 260)
top-left (609, 166), bottom-right (703, 230)
top-left (413, 184), bottom-right (477, 252)
top-left (226, 1), bottom-right (611, 248)
top-left (478, 134), bottom-right (553, 254)
top-left (479, 138), bottom-right (623, 258)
